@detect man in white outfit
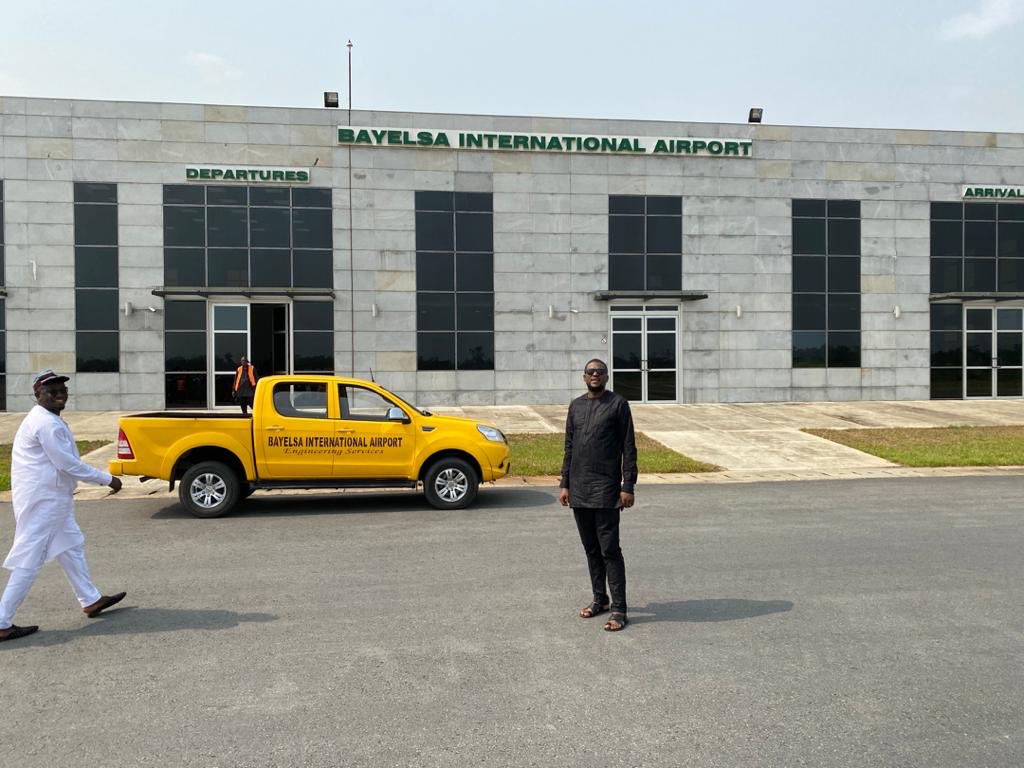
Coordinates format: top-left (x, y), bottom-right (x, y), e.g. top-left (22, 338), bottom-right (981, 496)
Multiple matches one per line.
top-left (0, 369), bottom-right (126, 642)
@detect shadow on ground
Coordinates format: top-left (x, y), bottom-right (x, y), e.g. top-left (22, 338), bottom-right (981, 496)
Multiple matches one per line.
top-left (631, 598), bottom-right (794, 624)
top-left (150, 486), bottom-right (556, 520)
top-left (0, 607), bottom-right (277, 648)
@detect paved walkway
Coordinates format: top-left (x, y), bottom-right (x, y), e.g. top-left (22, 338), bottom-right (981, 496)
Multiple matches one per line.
top-left (1, 399), bottom-right (1023, 501)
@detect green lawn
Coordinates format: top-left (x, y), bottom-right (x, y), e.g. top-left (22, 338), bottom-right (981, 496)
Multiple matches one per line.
top-left (805, 426), bottom-right (1024, 467)
top-left (0, 441), bottom-right (110, 492)
top-left (508, 432), bottom-right (718, 476)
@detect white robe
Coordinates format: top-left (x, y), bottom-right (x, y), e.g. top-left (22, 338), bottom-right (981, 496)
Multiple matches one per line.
top-left (3, 405), bottom-right (112, 571)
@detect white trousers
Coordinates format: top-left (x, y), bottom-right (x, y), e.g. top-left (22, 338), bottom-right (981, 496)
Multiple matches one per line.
top-left (0, 545), bottom-right (102, 628)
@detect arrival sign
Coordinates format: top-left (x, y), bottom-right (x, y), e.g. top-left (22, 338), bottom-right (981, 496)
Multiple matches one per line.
top-left (339, 127), bottom-right (753, 158)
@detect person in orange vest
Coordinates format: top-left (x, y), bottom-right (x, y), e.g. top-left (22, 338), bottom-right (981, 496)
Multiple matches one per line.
top-left (232, 356), bottom-right (257, 414)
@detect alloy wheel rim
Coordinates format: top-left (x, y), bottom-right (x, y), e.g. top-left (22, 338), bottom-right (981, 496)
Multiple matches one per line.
top-left (190, 473), bottom-right (227, 508)
top-left (434, 468), bottom-right (468, 502)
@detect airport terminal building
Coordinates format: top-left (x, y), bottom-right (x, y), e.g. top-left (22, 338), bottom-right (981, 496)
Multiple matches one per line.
top-left (1, 95), bottom-right (1023, 411)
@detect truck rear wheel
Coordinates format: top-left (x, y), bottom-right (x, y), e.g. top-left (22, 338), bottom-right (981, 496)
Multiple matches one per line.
top-left (179, 461), bottom-right (240, 518)
top-left (423, 457), bottom-right (478, 510)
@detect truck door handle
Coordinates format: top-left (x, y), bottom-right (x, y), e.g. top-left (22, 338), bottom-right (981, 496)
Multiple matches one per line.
top-left (266, 425), bottom-right (284, 431)
top-left (336, 428), bottom-right (355, 433)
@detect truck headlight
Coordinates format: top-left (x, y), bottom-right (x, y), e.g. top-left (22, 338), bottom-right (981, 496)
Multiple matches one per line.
top-left (477, 424), bottom-right (506, 443)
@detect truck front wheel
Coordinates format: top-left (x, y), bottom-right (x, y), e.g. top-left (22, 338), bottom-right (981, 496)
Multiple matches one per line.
top-left (179, 461), bottom-right (240, 518)
top-left (423, 457), bottom-right (478, 510)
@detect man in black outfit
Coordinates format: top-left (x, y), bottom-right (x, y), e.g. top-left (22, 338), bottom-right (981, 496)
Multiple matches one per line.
top-left (559, 358), bottom-right (637, 632)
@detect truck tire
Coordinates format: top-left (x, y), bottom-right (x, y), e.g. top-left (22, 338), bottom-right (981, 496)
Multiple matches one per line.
top-left (423, 457), bottom-right (478, 510)
top-left (179, 461), bottom-right (240, 518)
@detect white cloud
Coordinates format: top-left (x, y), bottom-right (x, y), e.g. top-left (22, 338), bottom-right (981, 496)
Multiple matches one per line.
top-left (184, 51), bottom-right (242, 84)
top-left (940, 0), bottom-right (1024, 39)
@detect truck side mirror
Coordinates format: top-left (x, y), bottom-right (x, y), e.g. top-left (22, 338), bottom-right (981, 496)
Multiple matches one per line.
top-left (387, 406), bottom-right (411, 423)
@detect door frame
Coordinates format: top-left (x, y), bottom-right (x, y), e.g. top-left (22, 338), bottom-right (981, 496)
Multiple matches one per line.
top-left (207, 299), bottom-right (294, 408)
top-left (608, 303), bottom-right (680, 403)
top-left (963, 302), bottom-right (1024, 399)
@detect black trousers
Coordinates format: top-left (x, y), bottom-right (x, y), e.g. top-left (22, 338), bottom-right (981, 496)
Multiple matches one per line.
top-left (573, 507), bottom-right (626, 613)
top-left (236, 396), bottom-right (253, 414)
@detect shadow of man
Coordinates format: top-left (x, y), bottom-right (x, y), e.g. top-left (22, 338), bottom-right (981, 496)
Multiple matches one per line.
top-left (1, 607), bottom-right (277, 648)
top-left (631, 598), bottom-right (794, 624)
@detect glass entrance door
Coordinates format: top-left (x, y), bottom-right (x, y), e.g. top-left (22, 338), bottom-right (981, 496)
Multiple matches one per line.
top-left (964, 306), bottom-right (1024, 398)
top-left (211, 303), bottom-right (250, 406)
top-left (610, 309), bottom-right (678, 402)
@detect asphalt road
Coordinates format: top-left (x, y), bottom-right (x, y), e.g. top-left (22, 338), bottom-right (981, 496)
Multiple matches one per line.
top-left (1, 478), bottom-right (1022, 768)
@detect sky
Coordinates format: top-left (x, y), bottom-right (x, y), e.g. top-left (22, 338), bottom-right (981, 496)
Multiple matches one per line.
top-left (1, 0), bottom-right (1023, 132)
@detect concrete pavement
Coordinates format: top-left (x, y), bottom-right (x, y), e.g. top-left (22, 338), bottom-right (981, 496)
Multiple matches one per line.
top-left (1, 399), bottom-right (1023, 501)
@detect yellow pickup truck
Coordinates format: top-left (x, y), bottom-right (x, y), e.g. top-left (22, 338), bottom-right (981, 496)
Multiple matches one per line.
top-left (110, 375), bottom-right (511, 518)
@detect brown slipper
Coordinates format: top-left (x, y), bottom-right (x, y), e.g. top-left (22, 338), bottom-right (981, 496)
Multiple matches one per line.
top-left (0, 624), bottom-right (39, 642)
top-left (84, 592), bottom-right (127, 618)
top-left (603, 612), bottom-right (628, 632)
top-left (579, 601), bottom-right (610, 619)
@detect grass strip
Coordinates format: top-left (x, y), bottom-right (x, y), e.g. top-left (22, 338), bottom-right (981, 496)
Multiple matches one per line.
top-left (805, 426), bottom-right (1024, 467)
top-left (508, 432), bottom-right (718, 476)
top-left (0, 441), bottom-right (110, 492)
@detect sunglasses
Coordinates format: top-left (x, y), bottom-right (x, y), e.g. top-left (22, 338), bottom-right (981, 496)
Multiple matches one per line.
top-left (584, 368), bottom-right (608, 376)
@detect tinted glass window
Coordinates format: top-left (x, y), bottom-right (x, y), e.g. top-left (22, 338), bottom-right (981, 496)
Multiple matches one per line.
top-left (251, 249), bottom-right (291, 287)
top-left (293, 301), bottom-right (333, 330)
top-left (793, 331), bottom-right (826, 366)
top-left (827, 199), bottom-right (860, 218)
top-left (292, 187), bottom-right (332, 208)
top-left (931, 202), bottom-right (962, 220)
top-left (76, 331), bottom-right (118, 372)
top-left (165, 373), bottom-right (207, 408)
top-left (416, 191), bottom-right (454, 212)
top-left (828, 256), bottom-right (860, 292)
top-left (417, 292), bottom-right (455, 331)
top-left (164, 206), bottom-right (205, 247)
top-left (609, 217), bottom-right (644, 253)
top-left (827, 219), bottom-right (860, 256)
top-left (828, 332), bottom-right (861, 367)
top-left (456, 293), bottom-right (494, 331)
top-left (416, 211), bottom-right (454, 251)
top-left (930, 220), bottom-right (962, 258)
top-left (165, 300), bottom-right (206, 330)
top-left (207, 186), bottom-right (247, 206)
top-left (417, 332), bottom-right (456, 369)
top-left (646, 196), bottom-right (682, 215)
top-left (75, 289), bottom-right (118, 330)
top-left (417, 252), bottom-right (455, 291)
top-left (930, 258), bottom-right (962, 292)
top-left (793, 294), bottom-right (827, 330)
top-left (455, 212), bottom-right (493, 251)
top-left (207, 207), bottom-right (248, 247)
top-left (164, 249), bottom-right (205, 287)
top-left (75, 247), bottom-right (118, 287)
top-left (455, 252), bottom-right (492, 291)
top-left (792, 199), bottom-right (826, 217)
top-left (164, 185), bottom-right (205, 205)
top-left (165, 331), bottom-right (206, 370)
top-left (457, 332), bottom-right (494, 369)
top-left (930, 303), bottom-right (962, 331)
top-left (207, 249), bottom-right (248, 286)
top-left (964, 203), bottom-right (996, 221)
top-left (793, 219), bottom-right (826, 254)
top-left (292, 208), bottom-right (332, 248)
top-left (998, 223), bottom-right (1024, 258)
top-left (646, 254), bottom-right (681, 290)
top-left (249, 187), bottom-right (290, 207)
top-left (609, 196), bottom-right (645, 215)
top-left (998, 258), bottom-right (1024, 291)
top-left (455, 192), bottom-right (492, 212)
top-left (249, 207), bottom-right (291, 248)
top-left (292, 250), bottom-right (332, 288)
top-left (74, 183), bottom-right (116, 204)
top-left (293, 333), bottom-right (333, 372)
top-left (828, 294), bottom-right (860, 330)
top-left (963, 258), bottom-right (996, 291)
top-left (646, 217), bottom-right (681, 254)
top-left (964, 221), bottom-right (996, 258)
top-left (793, 256), bottom-right (826, 292)
top-left (931, 332), bottom-right (962, 366)
top-left (74, 204), bottom-right (117, 246)
top-left (608, 254), bottom-right (644, 291)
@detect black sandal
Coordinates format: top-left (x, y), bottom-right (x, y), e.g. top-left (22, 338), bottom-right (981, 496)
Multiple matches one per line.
top-left (579, 601), bottom-right (610, 619)
top-left (603, 612), bottom-right (628, 632)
